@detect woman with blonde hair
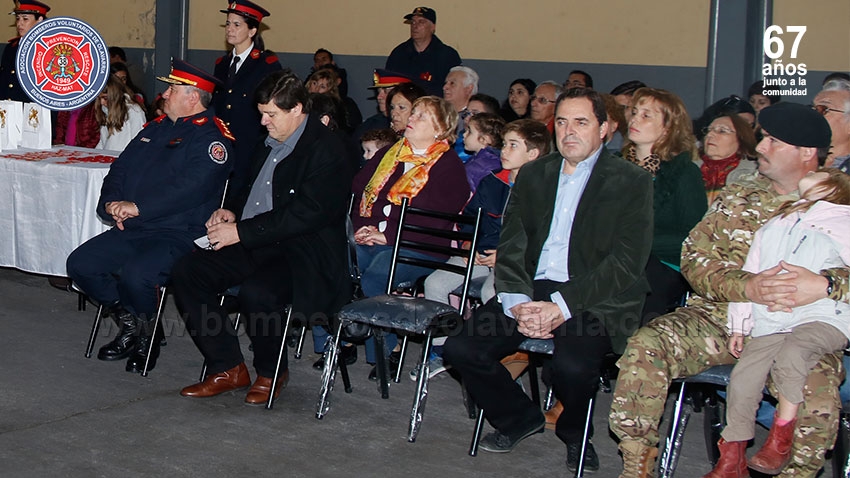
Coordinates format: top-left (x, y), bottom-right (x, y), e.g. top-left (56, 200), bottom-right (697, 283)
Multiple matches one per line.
top-left (623, 87), bottom-right (708, 322)
top-left (95, 75), bottom-right (146, 151)
top-left (351, 95), bottom-right (470, 378)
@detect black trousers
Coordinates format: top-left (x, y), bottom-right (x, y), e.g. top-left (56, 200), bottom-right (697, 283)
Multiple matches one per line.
top-left (171, 244), bottom-right (293, 378)
top-left (640, 255), bottom-right (691, 326)
top-left (443, 280), bottom-right (612, 445)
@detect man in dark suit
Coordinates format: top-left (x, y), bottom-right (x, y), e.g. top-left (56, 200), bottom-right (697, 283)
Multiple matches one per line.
top-left (171, 70), bottom-right (351, 406)
top-left (444, 87), bottom-right (653, 472)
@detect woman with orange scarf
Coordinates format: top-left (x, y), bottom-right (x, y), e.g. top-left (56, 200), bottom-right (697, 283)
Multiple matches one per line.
top-left (351, 96), bottom-right (470, 377)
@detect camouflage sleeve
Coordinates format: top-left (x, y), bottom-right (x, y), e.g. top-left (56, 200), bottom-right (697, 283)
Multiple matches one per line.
top-left (824, 268), bottom-right (850, 303)
top-left (681, 184), bottom-right (768, 303)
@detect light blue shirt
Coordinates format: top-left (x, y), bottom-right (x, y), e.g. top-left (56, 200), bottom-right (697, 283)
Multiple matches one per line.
top-left (499, 145), bottom-right (603, 320)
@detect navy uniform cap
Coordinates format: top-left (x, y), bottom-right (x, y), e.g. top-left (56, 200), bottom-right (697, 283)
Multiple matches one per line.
top-left (404, 6), bottom-right (436, 24)
top-left (759, 102), bottom-right (832, 149)
top-left (11, 1), bottom-right (50, 15)
top-left (368, 69), bottom-right (413, 89)
top-left (220, 0), bottom-right (270, 23)
top-left (157, 59), bottom-right (222, 94)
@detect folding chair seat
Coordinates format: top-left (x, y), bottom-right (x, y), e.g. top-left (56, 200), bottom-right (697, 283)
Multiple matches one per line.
top-left (316, 197), bottom-right (482, 442)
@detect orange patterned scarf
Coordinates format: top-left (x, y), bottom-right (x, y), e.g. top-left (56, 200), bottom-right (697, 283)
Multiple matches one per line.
top-left (359, 138), bottom-right (450, 217)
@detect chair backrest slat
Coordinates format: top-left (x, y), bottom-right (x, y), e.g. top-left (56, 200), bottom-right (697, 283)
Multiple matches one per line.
top-left (386, 197), bottom-right (483, 314)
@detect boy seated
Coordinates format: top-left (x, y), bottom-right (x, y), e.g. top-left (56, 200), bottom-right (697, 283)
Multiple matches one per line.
top-left (463, 112), bottom-right (506, 192)
top-left (413, 119), bottom-right (552, 380)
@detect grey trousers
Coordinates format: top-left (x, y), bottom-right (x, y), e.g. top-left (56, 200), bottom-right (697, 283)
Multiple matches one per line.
top-left (722, 321), bottom-right (848, 441)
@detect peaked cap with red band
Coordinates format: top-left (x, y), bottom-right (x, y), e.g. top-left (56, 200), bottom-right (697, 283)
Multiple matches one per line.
top-left (11, 0), bottom-right (50, 16)
top-left (156, 59), bottom-right (222, 94)
top-left (220, 0), bottom-right (270, 23)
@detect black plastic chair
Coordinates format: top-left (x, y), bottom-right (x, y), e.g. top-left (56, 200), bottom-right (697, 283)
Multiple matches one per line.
top-left (317, 197), bottom-right (482, 442)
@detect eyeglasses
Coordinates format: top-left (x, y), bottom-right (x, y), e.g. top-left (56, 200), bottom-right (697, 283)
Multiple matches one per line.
top-left (812, 104), bottom-right (847, 116)
top-left (702, 126), bottom-right (736, 136)
top-left (530, 96), bottom-right (556, 105)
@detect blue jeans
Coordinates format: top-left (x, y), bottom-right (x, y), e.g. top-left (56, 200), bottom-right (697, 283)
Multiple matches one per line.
top-left (357, 244), bottom-right (439, 363)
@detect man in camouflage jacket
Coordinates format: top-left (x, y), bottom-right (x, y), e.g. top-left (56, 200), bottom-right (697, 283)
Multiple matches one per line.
top-left (609, 102), bottom-right (845, 477)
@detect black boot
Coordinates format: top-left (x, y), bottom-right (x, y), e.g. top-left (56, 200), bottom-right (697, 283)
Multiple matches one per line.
top-left (97, 306), bottom-right (138, 361)
top-left (126, 318), bottom-right (163, 373)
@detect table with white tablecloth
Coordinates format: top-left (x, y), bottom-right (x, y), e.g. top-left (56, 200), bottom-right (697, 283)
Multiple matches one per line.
top-left (0, 147), bottom-right (116, 276)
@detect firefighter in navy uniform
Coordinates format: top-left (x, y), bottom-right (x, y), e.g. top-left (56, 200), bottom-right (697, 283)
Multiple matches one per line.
top-left (0, 1), bottom-right (49, 101)
top-left (212, 0), bottom-right (281, 190)
top-left (67, 60), bottom-right (234, 374)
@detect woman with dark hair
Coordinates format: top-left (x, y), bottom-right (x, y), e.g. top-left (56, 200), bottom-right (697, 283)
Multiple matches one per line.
top-left (748, 80), bottom-right (781, 115)
top-left (694, 113), bottom-right (758, 203)
top-left (624, 87), bottom-right (707, 323)
top-left (212, 0), bottom-right (282, 188)
top-left (351, 96), bottom-right (470, 378)
top-left (692, 94), bottom-right (757, 143)
top-left (110, 62), bottom-right (145, 108)
top-left (499, 78), bottom-right (536, 122)
top-left (386, 82), bottom-right (427, 135)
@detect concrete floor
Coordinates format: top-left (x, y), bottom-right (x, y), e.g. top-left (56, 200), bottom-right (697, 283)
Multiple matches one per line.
top-left (0, 267), bottom-right (836, 477)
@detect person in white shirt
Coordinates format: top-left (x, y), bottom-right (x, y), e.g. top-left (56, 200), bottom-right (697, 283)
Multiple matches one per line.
top-left (95, 76), bottom-right (146, 152)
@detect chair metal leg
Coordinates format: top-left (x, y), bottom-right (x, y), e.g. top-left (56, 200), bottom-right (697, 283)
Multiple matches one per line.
top-left (833, 411), bottom-right (850, 478)
top-left (575, 396), bottom-right (595, 478)
top-left (527, 359), bottom-right (541, 408)
top-left (375, 331), bottom-right (390, 399)
top-left (469, 408), bottom-right (486, 456)
top-left (395, 335), bottom-right (409, 383)
top-left (294, 324), bottom-right (306, 359)
top-left (78, 292), bottom-right (86, 311)
top-left (84, 304), bottom-right (105, 358)
top-left (266, 306), bottom-right (292, 410)
top-left (703, 390), bottom-right (723, 466)
top-left (658, 382), bottom-right (691, 478)
top-left (408, 331), bottom-right (433, 442)
top-left (544, 385), bottom-right (555, 411)
top-left (141, 287), bottom-right (168, 377)
top-left (317, 320), bottom-right (345, 418)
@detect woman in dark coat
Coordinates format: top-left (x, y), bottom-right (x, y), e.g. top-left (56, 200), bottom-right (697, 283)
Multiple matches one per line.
top-left (212, 0), bottom-right (282, 189)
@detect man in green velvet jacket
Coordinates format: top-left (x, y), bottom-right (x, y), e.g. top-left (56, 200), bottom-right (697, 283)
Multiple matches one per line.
top-left (444, 87), bottom-right (653, 472)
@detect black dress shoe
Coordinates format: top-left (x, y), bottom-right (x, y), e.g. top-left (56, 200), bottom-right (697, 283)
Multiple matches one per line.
top-left (97, 307), bottom-right (137, 361)
top-left (567, 442), bottom-right (599, 472)
top-left (313, 357), bottom-right (325, 370)
top-left (368, 350), bottom-right (401, 381)
top-left (479, 419), bottom-right (545, 453)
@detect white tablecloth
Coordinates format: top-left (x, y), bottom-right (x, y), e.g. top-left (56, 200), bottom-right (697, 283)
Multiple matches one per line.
top-left (0, 147), bottom-right (116, 276)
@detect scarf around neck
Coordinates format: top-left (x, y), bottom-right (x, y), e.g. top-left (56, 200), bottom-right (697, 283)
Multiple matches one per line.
top-left (700, 153), bottom-right (741, 204)
top-left (359, 138), bottom-right (450, 217)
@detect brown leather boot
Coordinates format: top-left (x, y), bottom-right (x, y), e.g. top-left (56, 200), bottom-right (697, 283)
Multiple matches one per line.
top-left (748, 414), bottom-right (796, 474)
top-left (701, 438), bottom-right (748, 477)
top-left (500, 351), bottom-right (529, 380)
top-left (618, 439), bottom-right (658, 478)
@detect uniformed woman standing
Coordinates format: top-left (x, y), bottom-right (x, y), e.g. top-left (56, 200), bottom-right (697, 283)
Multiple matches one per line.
top-left (212, 0), bottom-right (281, 188)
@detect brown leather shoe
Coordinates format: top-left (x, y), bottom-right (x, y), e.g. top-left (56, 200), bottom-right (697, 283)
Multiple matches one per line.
top-left (702, 438), bottom-right (749, 478)
top-left (245, 370), bottom-right (290, 405)
top-left (180, 363), bottom-right (250, 398)
top-left (500, 351), bottom-right (530, 380)
top-left (544, 400), bottom-right (563, 430)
